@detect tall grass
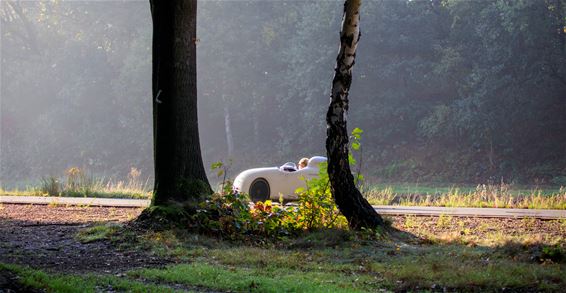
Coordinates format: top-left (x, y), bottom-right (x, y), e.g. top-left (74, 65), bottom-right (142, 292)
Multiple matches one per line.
top-left (4, 172), bottom-right (565, 208)
top-left (365, 183), bottom-right (566, 210)
top-left (34, 167), bottom-right (152, 199)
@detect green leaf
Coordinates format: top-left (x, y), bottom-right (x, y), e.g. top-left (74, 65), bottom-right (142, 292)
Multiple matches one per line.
top-left (348, 153), bottom-right (357, 165)
top-left (352, 127), bottom-right (363, 139)
top-left (352, 141), bottom-right (360, 151)
top-left (211, 161), bottom-right (223, 170)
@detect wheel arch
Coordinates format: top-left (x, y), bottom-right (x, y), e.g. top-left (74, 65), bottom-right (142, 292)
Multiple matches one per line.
top-left (249, 177), bottom-right (271, 202)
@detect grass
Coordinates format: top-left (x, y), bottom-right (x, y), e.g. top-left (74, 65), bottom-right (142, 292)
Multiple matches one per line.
top-left (3, 216), bottom-right (565, 292)
top-left (1, 167), bottom-right (151, 199)
top-left (365, 183), bottom-right (566, 209)
top-left (371, 248), bottom-right (563, 291)
top-left (129, 263), bottom-right (368, 292)
top-left (145, 236), bottom-right (562, 291)
top-left (3, 173), bottom-right (565, 209)
top-left (369, 182), bottom-right (564, 196)
top-left (0, 263), bottom-right (179, 292)
top-left (75, 223), bottom-right (122, 243)
top-left (0, 186), bottom-right (151, 199)
top-left (113, 222), bottom-right (565, 292)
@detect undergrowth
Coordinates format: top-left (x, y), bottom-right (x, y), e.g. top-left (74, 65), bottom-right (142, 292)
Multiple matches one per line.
top-left (139, 161), bottom-right (356, 240)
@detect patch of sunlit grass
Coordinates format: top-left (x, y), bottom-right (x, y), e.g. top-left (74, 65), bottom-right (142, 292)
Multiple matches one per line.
top-left (0, 263), bottom-right (174, 292)
top-left (365, 184), bottom-right (566, 209)
top-left (1, 167), bottom-right (152, 199)
top-left (76, 223), bottom-right (122, 243)
top-left (128, 262), bottom-right (370, 293)
top-left (58, 211), bottom-right (566, 293)
top-left (118, 226), bottom-right (566, 292)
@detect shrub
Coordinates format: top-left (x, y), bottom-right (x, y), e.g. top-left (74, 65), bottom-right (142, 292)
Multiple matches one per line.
top-left (191, 161), bottom-right (348, 240)
top-left (295, 162), bottom-right (347, 230)
top-left (191, 191), bottom-right (298, 239)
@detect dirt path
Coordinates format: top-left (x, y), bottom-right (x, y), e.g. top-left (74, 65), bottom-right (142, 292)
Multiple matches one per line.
top-left (0, 204), bottom-right (168, 274)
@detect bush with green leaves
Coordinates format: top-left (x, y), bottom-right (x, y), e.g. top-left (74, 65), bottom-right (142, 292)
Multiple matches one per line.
top-left (194, 128), bottom-right (374, 238)
top-left (191, 191), bottom-right (298, 239)
top-left (190, 161), bottom-right (349, 239)
top-left (294, 162), bottom-right (348, 231)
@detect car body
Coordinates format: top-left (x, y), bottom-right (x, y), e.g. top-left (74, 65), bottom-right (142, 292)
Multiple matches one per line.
top-left (233, 156), bottom-right (327, 202)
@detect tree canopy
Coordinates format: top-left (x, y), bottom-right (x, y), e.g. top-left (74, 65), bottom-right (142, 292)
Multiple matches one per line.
top-left (2, 0), bottom-right (565, 187)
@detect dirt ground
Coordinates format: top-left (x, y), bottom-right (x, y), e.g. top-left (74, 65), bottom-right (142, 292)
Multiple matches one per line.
top-left (387, 214), bottom-right (565, 243)
top-left (0, 204), bottom-right (166, 275)
top-left (0, 204), bottom-right (564, 276)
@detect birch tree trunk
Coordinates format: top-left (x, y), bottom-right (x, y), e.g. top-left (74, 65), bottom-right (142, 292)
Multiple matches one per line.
top-left (326, 0), bottom-right (384, 229)
top-left (150, 0), bottom-right (212, 206)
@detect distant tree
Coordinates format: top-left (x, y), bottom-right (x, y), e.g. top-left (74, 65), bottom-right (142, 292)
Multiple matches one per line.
top-left (0, 1), bottom-right (40, 55)
top-left (2, 0), bottom-right (564, 188)
top-left (149, 0), bottom-right (212, 206)
top-left (326, 0), bottom-right (384, 229)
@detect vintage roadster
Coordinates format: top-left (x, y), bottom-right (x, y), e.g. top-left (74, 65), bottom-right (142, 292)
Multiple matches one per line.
top-left (233, 156), bottom-right (327, 202)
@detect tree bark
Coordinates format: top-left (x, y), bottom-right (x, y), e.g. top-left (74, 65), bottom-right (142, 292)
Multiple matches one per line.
top-left (326, 0), bottom-right (384, 230)
top-left (150, 0), bottom-right (212, 206)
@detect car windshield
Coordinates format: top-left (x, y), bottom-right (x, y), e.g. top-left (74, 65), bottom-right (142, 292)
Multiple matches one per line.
top-left (280, 162), bottom-right (297, 172)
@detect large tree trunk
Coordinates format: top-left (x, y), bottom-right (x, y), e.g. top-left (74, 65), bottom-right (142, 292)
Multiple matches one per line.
top-left (150, 0), bottom-right (212, 206)
top-left (326, 0), bottom-right (384, 230)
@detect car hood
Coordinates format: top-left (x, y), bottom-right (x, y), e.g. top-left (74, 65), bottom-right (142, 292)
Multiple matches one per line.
top-left (234, 167), bottom-right (279, 181)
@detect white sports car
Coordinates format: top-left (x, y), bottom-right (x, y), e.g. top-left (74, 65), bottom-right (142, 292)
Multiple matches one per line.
top-left (233, 156), bottom-right (327, 202)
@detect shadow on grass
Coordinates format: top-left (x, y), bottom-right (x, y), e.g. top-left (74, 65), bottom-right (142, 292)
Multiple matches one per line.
top-left (114, 218), bottom-right (566, 292)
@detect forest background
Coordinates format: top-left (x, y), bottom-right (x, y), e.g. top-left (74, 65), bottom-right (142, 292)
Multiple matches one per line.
top-left (1, 0), bottom-right (565, 188)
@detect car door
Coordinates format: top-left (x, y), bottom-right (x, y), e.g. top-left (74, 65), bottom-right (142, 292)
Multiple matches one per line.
top-left (288, 167), bottom-right (318, 196)
top-left (277, 169), bottom-right (300, 199)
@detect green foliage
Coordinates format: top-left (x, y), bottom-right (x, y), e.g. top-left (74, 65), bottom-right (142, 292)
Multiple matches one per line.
top-left (295, 162), bottom-right (348, 231)
top-left (190, 160), bottom-right (347, 239)
top-left (349, 127), bottom-right (365, 189)
top-left (196, 128), bottom-right (360, 236)
top-left (350, 127), bottom-right (363, 150)
top-left (2, 0), bottom-right (565, 188)
top-left (540, 245), bottom-right (565, 263)
top-left (193, 191), bottom-right (303, 239)
top-left (211, 160), bottom-right (233, 195)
